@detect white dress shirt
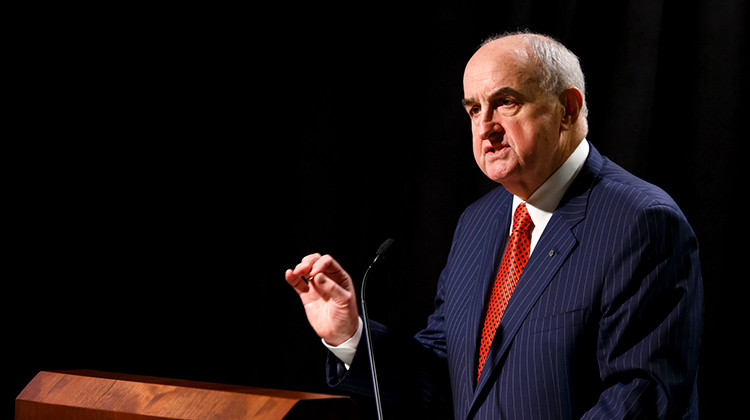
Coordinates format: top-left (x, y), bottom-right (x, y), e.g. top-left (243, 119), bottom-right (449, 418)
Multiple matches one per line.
top-left (325, 140), bottom-right (591, 368)
top-left (512, 139), bottom-right (589, 257)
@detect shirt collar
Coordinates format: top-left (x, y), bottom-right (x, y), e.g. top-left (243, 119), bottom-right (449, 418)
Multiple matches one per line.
top-left (512, 139), bottom-right (590, 231)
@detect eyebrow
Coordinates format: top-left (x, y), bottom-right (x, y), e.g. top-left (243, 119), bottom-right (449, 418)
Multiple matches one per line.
top-left (461, 87), bottom-right (526, 107)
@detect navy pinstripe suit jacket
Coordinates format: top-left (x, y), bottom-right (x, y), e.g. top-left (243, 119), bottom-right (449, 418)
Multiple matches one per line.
top-left (328, 142), bottom-right (703, 419)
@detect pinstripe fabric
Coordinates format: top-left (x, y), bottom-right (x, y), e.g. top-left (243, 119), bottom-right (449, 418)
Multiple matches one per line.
top-left (328, 143), bottom-right (703, 419)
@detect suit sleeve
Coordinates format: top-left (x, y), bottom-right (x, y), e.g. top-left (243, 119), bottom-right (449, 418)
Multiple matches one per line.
top-left (324, 318), bottom-right (453, 416)
top-left (583, 204), bottom-right (703, 419)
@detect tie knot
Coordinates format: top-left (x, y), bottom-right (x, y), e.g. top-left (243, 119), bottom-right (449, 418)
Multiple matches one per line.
top-left (512, 202), bottom-right (534, 232)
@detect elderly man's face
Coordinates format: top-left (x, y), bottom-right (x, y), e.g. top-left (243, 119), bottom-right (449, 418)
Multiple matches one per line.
top-left (463, 37), bottom-right (568, 199)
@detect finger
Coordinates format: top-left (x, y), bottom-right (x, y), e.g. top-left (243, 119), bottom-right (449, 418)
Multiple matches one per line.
top-left (311, 273), bottom-right (352, 305)
top-left (285, 268), bottom-right (310, 294)
top-left (310, 254), bottom-right (350, 285)
top-left (292, 253), bottom-right (322, 277)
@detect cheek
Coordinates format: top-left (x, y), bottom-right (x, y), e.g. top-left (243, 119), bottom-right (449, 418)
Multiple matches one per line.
top-left (471, 131), bottom-right (483, 163)
top-left (506, 121), bottom-right (543, 158)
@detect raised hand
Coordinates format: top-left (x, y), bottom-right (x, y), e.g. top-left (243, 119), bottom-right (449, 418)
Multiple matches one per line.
top-left (285, 253), bottom-right (360, 346)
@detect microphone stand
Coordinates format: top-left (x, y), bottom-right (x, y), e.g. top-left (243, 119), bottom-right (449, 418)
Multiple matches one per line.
top-left (360, 238), bottom-right (393, 420)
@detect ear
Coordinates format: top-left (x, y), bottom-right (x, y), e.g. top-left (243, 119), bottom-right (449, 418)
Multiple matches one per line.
top-left (559, 87), bottom-right (583, 130)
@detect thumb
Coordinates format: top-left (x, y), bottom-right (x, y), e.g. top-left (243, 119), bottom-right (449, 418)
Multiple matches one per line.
top-left (312, 273), bottom-right (354, 306)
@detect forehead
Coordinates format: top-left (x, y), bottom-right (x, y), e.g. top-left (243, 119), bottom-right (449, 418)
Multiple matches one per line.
top-left (463, 40), bottom-right (538, 100)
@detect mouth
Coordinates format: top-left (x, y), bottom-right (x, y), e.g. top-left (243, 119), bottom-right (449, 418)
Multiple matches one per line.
top-left (484, 143), bottom-right (510, 155)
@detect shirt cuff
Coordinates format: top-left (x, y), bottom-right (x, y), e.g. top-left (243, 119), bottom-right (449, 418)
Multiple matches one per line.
top-left (322, 317), bottom-right (363, 369)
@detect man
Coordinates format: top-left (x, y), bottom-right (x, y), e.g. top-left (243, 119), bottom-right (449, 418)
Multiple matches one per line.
top-left (285, 32), bottom-right (702, 419)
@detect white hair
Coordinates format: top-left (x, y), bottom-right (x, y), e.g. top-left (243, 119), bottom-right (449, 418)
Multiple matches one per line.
top-left (482, 31), bottom-right (589, 120)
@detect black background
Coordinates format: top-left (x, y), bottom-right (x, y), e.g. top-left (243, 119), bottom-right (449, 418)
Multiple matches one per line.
top-left (6, 1), bottom-right (746, 418)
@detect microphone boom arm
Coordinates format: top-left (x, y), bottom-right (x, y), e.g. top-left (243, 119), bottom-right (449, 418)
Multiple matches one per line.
top-left (360, 238), bottom-right (394, 420)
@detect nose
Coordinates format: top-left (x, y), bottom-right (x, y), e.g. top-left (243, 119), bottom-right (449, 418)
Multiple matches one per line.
top-left (477, 108), bottom-right (503, 140)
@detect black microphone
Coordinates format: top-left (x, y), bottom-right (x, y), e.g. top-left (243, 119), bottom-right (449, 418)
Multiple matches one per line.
top-left (360, 238), bottom-right (395, 420)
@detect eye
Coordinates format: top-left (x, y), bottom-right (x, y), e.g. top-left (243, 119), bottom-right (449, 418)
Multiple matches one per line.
top-left (468, 105), bottom-right (481, 116)
top-left (500, 98), bottom-right (517, 107)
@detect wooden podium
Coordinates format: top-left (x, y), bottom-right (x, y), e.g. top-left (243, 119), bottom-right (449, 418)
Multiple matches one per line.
top-left (15, 370), bottom-right (363, 419)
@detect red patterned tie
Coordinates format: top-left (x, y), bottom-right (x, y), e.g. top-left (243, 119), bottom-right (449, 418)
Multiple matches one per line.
top-left (477, 202), bottom-right (534, 381)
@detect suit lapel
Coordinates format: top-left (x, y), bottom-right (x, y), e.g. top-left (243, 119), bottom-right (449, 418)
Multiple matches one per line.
top-left (468, 145), bottom-right (603, 415)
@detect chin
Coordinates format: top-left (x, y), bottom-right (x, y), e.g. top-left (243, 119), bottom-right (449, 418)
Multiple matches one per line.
top-left (481, 164), bottom-right (515, 184)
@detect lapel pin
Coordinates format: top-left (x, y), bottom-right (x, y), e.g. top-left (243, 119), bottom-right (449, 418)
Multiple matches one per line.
top-left (549, 249), bottom-right (555, 257)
